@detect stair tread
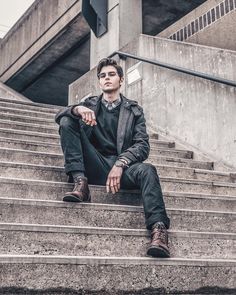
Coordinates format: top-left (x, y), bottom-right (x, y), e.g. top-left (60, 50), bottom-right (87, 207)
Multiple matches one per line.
top-left (1, 222), bottom-right (235, 238)
top-left (0, 254), bottom-right (235, 265)
top-left (0, 146), bottom-right (213, 164)
top-left (0, 97), bottom-right (60, 111)
top-left (0, 196), bottom-right (235, 215)
top-left (0, 175), bottom-right (236, 190)
top-left (0, 160), bottom-right (233, 178)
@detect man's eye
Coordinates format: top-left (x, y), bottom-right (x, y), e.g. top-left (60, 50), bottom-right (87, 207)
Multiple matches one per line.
top-left (109, 72), bottom-right (116, 76)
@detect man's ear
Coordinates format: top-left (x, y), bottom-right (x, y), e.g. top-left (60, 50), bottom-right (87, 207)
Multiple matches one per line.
top-left (120, 77), bottom-right (124, 86)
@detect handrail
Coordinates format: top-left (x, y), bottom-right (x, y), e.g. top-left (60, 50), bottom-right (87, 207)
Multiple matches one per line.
top-left (109, 51), bottom-right (236, 88)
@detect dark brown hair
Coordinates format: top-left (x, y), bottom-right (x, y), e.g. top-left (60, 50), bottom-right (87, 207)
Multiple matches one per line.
top-left (97, 58), bottom-right (124, 78)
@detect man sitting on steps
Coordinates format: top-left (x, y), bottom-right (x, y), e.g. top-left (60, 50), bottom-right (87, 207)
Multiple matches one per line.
top-left (55, 58), bottom-right (170, 258)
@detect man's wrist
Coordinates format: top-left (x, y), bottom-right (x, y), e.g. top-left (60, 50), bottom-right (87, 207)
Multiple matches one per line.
top-left (115, 159), bottom-right (129, 169)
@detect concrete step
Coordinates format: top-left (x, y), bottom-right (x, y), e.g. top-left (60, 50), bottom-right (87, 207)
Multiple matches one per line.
top-left (0, 147), bottom-right (213, 170)
top-left (0, 137), bottom-right (61, 153)
top-left (0, 148), bottom-right (63, 166)
top-left (0, 111), bottom-right (56, 125)
top-left (157, 165), bottom-right (236, 183)
top-left (148, 155), bottom-right (214, 170)
top-left (0, 137), bottom-right (175, 153)
top-left (2, 165), bottom-right (236, 196)
top-left (0, 197), bottom-right (235, 233)
top-left (149, 138), bottom-right (175, 147)
top-left (0, 97), bottom-right (60, 113)
top-left (0, 255), bottom-right (234, 294)
top-left (150, 148), bottom-right (193, 159)
top-left (0, 119), bottom-right (58, 134)
top-left (0, 105), bottom-right (57, 119)
top-left (0, 223), bottom-right (235, 259)
top-left (0, 176), bottom-right (235, 212)
top-left (1, 159), bottom-right (235, 187)
top-left (161, 177), bottom-right (236, 195)
top-left (0, 128), bottom-right (60, 143)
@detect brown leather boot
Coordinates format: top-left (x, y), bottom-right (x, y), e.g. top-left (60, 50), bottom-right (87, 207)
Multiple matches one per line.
top-left (63, 177), bottom-right (91, 202)
top-left (147, 222), bottom-right (170, 258)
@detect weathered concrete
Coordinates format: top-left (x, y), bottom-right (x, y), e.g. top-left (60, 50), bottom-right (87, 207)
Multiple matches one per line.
top-left (143, 0), bottom-right (207, 36)
top-left (0, 223), bottom-right (235, 259)
top-left (90, 0), bottom-right (142, 68)
top-left (0, 256), bottom-right (235, 294)
top-left (158, 0), bottom-right (236, 51)
top-left (0, 198), bottom-right (235, 232)
top-left (0, 0), bottom-right (90, 105)
top-left (1, 175), bottom-right (235, 211)
top-left (0, 81), bottom-right (30, 102)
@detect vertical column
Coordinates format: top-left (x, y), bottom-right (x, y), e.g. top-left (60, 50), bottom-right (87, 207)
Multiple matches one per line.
top-left (90, 0), bottom-right (142, 68)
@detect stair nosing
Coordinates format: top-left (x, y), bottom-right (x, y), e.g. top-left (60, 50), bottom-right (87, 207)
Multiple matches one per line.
top-left (0, 97), bottom-right (60, 109)
top-left (0, 174), bottom-right (236, 190)
top-left (0, 222), bottom-right (235, 239)
top-left (0, 127), bottom-right (60, 138)
top-left (0, 255), bottom-right (235, 266)
top-left (0, 197), bottom-right (235, 215)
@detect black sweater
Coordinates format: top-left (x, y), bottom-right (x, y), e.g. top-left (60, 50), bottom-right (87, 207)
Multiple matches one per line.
top-left (90, 103), bottom-right (121, 156)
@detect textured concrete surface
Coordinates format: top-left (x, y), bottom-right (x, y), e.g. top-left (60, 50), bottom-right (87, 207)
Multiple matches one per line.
top-left (0, 223), bottom-right (235, 259)
top-left (0, 82), bottom-right (30, 102)
top-left (0, 175), bottom-right (235, 211)
top-left (0, 0), bottom-right (90, 105)
top-left (90, 0), bottom-right (142, 68)
top-left (0, 198), bottom-right (235, 233)
top-left (158, 0), bottom-right (236, 51)
top-left (0, 257), bottom-right (235, 293)
top-left (0, 159), bottom-right (234, 183)
top-left (120, 35), bottom-right (236, 170)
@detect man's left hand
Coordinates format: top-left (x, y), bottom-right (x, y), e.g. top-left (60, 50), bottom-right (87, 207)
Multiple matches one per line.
top-left (106, 166), bottom-right (123, 194)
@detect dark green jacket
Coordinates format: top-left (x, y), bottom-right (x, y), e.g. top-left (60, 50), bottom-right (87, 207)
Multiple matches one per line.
top-left (55, 94), bottom-right (150, 165)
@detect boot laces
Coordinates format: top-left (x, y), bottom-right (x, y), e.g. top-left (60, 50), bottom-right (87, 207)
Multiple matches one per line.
top-left (152, 223), bottom-right (167, 243)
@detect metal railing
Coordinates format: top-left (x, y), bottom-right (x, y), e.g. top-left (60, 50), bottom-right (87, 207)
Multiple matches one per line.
top-left (109, 51), bottom-right (236, 88)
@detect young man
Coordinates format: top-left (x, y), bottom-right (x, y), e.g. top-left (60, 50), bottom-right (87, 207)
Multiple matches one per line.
top-left (55, 58), bottom-right (170, 258)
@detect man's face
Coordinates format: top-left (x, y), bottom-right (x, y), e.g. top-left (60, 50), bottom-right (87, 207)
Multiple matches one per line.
top-left (98, 65), bottom-right (123, 93)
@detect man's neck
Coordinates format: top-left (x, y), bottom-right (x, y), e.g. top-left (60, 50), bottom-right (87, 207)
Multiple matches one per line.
top-left (102, 91), bottom-right (120, 102)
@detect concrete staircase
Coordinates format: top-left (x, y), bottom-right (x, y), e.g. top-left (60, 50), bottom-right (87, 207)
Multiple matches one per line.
top-left (0, 96), bottom-right (235, 294)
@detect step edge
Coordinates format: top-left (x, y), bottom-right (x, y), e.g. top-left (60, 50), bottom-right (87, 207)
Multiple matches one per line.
top-left (0, 222), bottom-right (235, 239)
top-left (0, 197), bottom-right (235, 215)
top-left (0, 255), bottom-right (235, 266)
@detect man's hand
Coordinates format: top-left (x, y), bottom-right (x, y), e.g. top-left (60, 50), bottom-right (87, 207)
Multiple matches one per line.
top-left (73, 106), bottom-right (97, 126)
top-left (106, 165), bottom-right (123, 194)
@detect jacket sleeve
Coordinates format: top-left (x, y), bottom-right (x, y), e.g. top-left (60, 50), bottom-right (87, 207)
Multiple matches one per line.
top-left (55, 96), bottom-right (98, 124)
top-left (118, 108), bottom-right (150, 165)
top-left (55, 104), bottom-right (81, 124)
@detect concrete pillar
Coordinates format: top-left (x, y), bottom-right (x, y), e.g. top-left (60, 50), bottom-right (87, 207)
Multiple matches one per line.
top-left (90, 0), bottom-right (142, 68)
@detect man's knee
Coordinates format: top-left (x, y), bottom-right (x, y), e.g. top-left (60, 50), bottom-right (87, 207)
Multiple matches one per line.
top-left (138, 163), bottom-right (159, 179)
top-left (59, 116), bottom-right (79, 131)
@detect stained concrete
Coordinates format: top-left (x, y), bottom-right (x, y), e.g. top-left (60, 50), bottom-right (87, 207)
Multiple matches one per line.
top-left (158, 0), bottom-right (236, 51)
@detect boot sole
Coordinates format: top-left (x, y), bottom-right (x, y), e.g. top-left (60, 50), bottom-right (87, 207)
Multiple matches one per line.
top-left (63, 194), bottom-right (91, 203)
top-left (147, 246), bottom-right (170, 258)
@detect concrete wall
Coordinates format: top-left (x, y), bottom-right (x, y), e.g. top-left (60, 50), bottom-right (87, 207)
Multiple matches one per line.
top-left (69, 35), bottom-right (236, 170)
top-left (90, 0), bottom-right (142, 68)
top-left (158, 0), bottom-right (236, 51)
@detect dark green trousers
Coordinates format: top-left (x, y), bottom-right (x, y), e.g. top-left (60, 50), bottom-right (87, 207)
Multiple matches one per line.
top-left (59, 116), bottom-right (170, 230)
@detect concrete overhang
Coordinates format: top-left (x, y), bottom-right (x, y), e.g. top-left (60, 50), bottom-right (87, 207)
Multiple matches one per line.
top-left (0, 0), bottom-right (90, 105)
top-left (143, 0), bottom-right (207, 35)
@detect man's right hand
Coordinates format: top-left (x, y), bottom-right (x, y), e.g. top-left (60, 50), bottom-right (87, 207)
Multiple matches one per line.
top-left (72, 106), bottom-right (97, 126)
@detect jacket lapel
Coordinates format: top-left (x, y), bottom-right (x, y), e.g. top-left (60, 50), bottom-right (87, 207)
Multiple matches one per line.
top-left (116, 96), bottom-right (132, 154)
